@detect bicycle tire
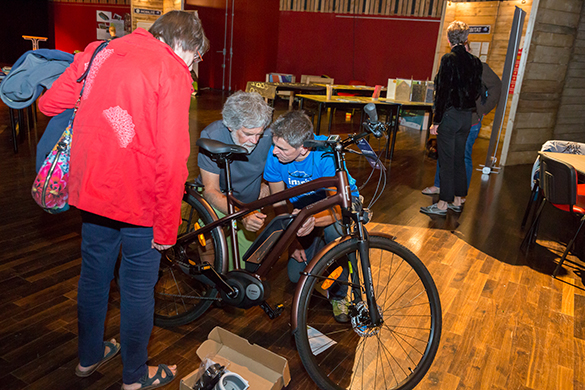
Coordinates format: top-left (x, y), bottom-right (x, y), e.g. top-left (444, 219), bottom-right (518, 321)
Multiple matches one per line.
top-left (294, 234), bottom-right (441, 390)
top-left (154, 192), bottom-right (224, 327)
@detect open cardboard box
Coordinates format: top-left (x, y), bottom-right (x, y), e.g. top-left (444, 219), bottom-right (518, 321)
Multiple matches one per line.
top-left (180, 327), bottom-right (291, 390)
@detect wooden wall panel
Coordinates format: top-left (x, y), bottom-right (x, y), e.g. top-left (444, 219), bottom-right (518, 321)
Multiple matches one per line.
top-left (553, 2), bottom-right (585, 142)
top-left (505, 0), bottom-right (584, 165)
top-left (131, 0), bottom-right (163, 30)
top-left (280, 0), bottom-right (461, 16)
top-left (50, 0), bottom-right (130, 4)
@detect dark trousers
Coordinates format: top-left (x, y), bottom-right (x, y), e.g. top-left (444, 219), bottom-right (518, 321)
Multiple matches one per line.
top-left (437, 107), bottom-right (472, 202)
top-left (287, 221), bottom-right (348, 299)
top-left (78, 212), bottom-right (160, 384)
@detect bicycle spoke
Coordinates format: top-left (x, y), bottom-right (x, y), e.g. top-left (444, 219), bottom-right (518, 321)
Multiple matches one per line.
top-left (296, 235), bottom-right (441, 390)
top-left (154, 195), bottom-right (223, 327)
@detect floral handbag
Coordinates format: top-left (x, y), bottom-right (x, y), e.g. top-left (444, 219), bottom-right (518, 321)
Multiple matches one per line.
top-left (31, 41), bottom-right (109, 214)
top-left (31, 114), bottom-right (74, 213)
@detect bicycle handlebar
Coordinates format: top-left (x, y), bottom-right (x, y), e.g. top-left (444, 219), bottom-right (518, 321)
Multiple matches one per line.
top-left (302, 119), bottom-right (386, 151)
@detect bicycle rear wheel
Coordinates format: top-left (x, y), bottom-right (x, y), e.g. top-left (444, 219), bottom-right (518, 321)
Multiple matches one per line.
top-left (294, 234), bottom-right (441, 390)
top-left (154, 191), bottom-right (224, 327)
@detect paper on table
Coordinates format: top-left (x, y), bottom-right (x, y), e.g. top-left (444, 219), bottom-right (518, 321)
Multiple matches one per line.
top-left (307, 326), bottom-right (337, 355)
top-left (386, 78), bottom-right (397, 100)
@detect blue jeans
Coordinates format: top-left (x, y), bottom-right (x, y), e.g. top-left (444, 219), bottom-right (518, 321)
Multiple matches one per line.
top-left (434, 120), bottom-right (482, 190)
top-left (287, 221), bottom-right (348, 299)
top-left (78, 212), bottom-right (160, 384)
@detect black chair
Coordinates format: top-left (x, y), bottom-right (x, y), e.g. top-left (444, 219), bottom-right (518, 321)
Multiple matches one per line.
top-left (520, 177), bottom-right (540, 230)
top-left (521, 154), bottom-right (585, 280)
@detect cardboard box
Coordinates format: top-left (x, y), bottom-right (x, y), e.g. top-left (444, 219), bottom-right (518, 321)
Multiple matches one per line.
top-left (180, 327), bottom-right (291, 390)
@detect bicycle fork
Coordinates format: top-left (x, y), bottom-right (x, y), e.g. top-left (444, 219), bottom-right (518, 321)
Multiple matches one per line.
top-left (353, 220), bottom-right (382, 327)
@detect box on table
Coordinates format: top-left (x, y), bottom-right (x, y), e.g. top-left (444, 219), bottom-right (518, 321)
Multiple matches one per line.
top-left (180, 327), bottom-right (291, 390)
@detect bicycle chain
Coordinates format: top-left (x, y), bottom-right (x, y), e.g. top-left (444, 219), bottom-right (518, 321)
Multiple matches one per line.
top-left (157, 292), bottom-right (221, 301)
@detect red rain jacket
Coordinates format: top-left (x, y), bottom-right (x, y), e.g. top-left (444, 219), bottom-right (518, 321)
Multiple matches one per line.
top-left (39, 28), bottom-right (192, 244)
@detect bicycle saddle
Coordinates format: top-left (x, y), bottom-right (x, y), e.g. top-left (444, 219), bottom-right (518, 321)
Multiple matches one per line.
top-left (196, 138), bottom-right (247, 156)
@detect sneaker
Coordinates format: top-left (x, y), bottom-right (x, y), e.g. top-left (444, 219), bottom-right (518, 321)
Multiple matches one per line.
top-left (448, 203), bottom-right (462, 212)
top-left (331, 299), bottom-right (350, 323)
top-left (420, 203), bottom-right (447, 216)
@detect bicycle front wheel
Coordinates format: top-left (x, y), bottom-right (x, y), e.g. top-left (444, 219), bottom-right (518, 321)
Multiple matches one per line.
top-left (154, 191), bottom-right (224, 327)
top-left (294, 234), bottom-right (441, 390)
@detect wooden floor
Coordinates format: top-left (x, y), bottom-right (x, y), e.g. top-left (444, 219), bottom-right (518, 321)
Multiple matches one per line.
top-left (1, 90), bottom-right (585, 390)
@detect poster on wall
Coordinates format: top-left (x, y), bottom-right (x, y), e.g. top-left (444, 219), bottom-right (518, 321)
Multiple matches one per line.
top-left (96, 11), bottom-right (126, 41)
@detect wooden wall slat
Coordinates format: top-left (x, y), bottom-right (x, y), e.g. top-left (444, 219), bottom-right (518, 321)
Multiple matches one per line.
top-left (278, 0), bottom-right (529, 17)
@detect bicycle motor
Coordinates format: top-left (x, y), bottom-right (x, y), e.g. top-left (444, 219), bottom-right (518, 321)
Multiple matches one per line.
top-left (219, 270), bottom-right (269, 309)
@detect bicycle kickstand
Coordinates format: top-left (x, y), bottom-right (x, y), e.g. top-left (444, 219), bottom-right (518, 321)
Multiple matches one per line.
top-left (260, 301), bottom-right (285, 320)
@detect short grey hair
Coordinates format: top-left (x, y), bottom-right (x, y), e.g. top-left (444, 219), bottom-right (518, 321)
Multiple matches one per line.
top-left (271, 110), bottom-right (313, 148)
top-left (447, 20), bottom-right (469, 46)
top-left (149, 10), bottom-right (210, 55)
top-left (222, 91), bottom-right (273, 130)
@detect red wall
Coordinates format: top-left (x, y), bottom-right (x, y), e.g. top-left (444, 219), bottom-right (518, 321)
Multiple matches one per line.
top-left (50, 2), bottom-right (130, 53)
top-left (276, 12), bottom-right (441, 85)
top-left (189, 1), bottom-right (279, 91)
top-left (49, 4), bottom-right (439, 89)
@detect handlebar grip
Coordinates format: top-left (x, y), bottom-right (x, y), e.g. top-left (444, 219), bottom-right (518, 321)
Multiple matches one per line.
top-left (364, 103), bottom-right (378, 123)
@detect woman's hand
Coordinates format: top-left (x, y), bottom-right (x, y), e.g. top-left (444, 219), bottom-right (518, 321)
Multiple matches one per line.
top-left (430, 124), bottom-right (438, 135)
top-left (152, 239), bottom-right (172, 251)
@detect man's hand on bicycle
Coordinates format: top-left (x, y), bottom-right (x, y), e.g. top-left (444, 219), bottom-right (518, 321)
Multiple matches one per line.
top-left (152, 239), bottom-right (172, 251)
top-left (242, 211), bottom-right (267, 232)
top-left (293, 208), bottom-right (315, 237)
top-left (289, 239), bottom-right (308, 263)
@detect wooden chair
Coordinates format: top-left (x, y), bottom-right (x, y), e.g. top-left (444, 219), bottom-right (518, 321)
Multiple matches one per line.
top-left (266, 73), bottom-right (295, 108)
top-left (300, 74), bottom-right (321, 83)
top-left (305, 76), bottom-right (334, 85)
top-left (521, 154), bottom-right (585, 282)
top-left (245, 81), bottom-right (277, 110)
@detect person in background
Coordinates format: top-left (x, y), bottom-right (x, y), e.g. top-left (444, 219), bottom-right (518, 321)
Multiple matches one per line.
top-left (420, 20), bottom-right (483, 217)
top-left (197, 91), bottom-right (273, 265)
top-left (108, 25), bottom-right (118, 40)
top-left (422, 43), bottom-right (502, 198)
top-left (264, 110), bottom-right (360, 323)
top-left (39, 11), bottom-right (209, 390)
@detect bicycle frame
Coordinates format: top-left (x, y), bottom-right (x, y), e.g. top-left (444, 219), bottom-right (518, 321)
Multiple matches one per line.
top-left (175, 128), bottom-right (387, 330)
top-left (178, 169), bottom-right (353, 278)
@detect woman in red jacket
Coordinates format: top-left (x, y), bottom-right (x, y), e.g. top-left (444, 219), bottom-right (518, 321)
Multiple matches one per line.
top-left (39, 11), bottom-right (208, 390)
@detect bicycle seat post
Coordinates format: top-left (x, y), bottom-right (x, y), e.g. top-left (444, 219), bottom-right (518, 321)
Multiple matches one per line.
top-left (219, 155), bottom-right (241, 269)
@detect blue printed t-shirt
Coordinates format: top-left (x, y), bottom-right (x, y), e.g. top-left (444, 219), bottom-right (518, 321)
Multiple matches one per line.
top-left (263, 135), bottom-right (359, 209)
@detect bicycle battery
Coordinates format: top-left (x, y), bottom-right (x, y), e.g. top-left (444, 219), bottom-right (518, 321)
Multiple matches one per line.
top-left (243, 214), bottom-right (294, 272)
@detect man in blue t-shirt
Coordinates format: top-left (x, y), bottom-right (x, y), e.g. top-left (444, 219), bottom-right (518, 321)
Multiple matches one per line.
top-left (264, 110), bottom-right (359, 323)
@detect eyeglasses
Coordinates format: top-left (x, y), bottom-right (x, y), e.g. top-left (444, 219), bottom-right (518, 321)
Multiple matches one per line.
top-left (194, 49), bottom-right (203, 64)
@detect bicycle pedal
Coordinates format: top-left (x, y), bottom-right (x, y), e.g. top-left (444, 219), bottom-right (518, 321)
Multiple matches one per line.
top-left (260, 301), bottom-right (284, 319)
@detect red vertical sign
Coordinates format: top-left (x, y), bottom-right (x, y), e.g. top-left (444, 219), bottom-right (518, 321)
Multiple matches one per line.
top-left (509, 48), bottom-right (522, 94)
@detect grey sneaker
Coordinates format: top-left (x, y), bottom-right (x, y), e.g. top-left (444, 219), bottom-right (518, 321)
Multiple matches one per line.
top-left (331, 299), bottom-right (350, 323)
top-left (420, 203), bottom-right (447, 216)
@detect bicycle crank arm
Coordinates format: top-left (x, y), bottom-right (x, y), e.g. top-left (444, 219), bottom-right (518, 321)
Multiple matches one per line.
top-left (193, 263), bottom-right (236, 296)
